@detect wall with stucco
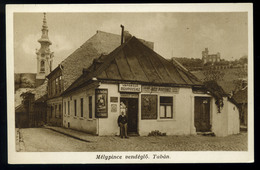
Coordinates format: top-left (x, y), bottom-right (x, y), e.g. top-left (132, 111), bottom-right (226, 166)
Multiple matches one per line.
top-left (98, 83), bottom-right (121, 136)
top-left (138, 88), bottom-right (195, 136)
top-left (227, 101), bottom-right (240, 135)
top-left (47, 97), bottom-right (63, 126)
top-left (211, 97), bottom-right (240, 137)
top-left (62, 82), bottom-right (240, 137)
top-left (62, 86), bottom-right (97, 135)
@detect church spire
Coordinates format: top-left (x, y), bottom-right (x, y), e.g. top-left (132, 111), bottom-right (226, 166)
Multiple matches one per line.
top-left (38, 12), bottom-right (52, 45)
top-left (36, 13), bottom-right (54, 80)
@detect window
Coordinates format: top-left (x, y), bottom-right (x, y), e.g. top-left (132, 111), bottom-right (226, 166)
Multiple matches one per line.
top-left (59, 104), bottom-right (61, 118)
top-left (68, 101), bottom-right (70, 115)
top-left (59, 76), bottom-right (62, 93)
top-left (89, 96), bottom-right (92, 118)
top-left (64, 102), bottom-right (66, 115)
top-left (55, 105), bottom-right (58, 118)
top-left (40, 60), bottom-right (45, 72)
top-left (55, 78), bottom-right (58, 94)
top-left (80, 98), bottom-right (84, 117)
top-left (159, 96), bottom-right (173, 119)
top-left (74, 100), bottom-right (77, 116)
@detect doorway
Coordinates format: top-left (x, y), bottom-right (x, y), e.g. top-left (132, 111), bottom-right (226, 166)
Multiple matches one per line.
top-left (120, 97), bottom-right (138, 135)
top-left (194, 97), bottom-right (211, 132)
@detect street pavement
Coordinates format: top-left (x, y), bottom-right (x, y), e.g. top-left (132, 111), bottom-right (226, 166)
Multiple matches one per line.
top-left (16, 127), bottom-right (248, 152)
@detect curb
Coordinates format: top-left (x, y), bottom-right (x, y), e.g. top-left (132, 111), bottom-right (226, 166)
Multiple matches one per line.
top-left (44, 126), bottom-right (90, 143)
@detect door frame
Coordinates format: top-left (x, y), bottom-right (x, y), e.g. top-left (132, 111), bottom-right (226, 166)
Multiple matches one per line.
top-left (194, 96), bottom-right (212, 132)
top-left (120, 93), bottom-right (139, 135)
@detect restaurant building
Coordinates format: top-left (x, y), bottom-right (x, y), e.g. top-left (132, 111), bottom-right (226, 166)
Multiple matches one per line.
top-left (61, 36), bottom-right (240, 137)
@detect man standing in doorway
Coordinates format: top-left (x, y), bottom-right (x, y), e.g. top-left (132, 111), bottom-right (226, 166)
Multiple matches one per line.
top-left (118, 102), bottom-right (129, 139)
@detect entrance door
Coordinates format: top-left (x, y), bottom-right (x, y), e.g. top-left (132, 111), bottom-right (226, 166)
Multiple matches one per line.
top-left (120, 98), bottom-right (138, 135)
top-left (194, 97), bottom-right (211, 132)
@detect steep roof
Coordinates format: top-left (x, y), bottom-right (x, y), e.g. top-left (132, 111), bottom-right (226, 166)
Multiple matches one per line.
top-left (63, 36), bottom-right (202, 95)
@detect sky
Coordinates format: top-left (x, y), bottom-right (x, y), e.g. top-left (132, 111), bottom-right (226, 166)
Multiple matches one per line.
top-left (14, 12), bottom-right (248, 73)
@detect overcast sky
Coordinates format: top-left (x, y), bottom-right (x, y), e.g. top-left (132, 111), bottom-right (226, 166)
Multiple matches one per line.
top-left (14, 12), bottom-right (248, 73)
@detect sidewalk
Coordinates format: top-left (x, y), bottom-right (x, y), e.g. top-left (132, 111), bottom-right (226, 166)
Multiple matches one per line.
top-left (43, 125), bottom-right (97, 142)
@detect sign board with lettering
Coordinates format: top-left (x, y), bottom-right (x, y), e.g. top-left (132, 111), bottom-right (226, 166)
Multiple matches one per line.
top-left (110, 97), bottom-right (118, 103)
top-left (95, 89), bottom-right (108, 118)
top-left (142, 86), bottom-right (179, 93)
top-left (119, 84), bottom-right (141, 93)
top-left (120, 93), bottom-right (139, 98)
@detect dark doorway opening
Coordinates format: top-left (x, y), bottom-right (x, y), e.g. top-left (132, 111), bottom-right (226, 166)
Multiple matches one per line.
top-left (194, 97), bottom-right (211, 132)
top-left (120, 97), bottom-right (138, 135)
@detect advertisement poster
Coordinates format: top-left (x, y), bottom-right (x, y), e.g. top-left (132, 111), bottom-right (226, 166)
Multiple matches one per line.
top-left (141, 94), bottom-right (157, 119)
top-left (95, 89), bottom-right (108, 118)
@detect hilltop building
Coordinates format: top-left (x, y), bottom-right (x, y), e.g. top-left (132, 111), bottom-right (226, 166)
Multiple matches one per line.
top-left (202, 48), bottom-right (220, 64)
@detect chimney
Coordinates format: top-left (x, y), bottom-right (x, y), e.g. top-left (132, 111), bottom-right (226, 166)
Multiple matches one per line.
top-left (120, 25), bottom-right (124, 45)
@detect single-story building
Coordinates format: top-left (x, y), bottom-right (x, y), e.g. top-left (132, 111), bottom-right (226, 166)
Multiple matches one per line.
top-left (61, 36), bottom-right (240, 137)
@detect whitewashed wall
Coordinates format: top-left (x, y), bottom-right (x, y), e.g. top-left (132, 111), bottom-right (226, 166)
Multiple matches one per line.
top-left (62, 82), bottom-right (240, 137)
top-left (63, 87), bottom-right (97, 135)
top-left (211, 97), bottom-right (240, 136)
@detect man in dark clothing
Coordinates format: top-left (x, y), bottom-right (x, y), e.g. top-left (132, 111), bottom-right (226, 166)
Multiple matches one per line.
top-left (118, 102), bottom-right (128, 138)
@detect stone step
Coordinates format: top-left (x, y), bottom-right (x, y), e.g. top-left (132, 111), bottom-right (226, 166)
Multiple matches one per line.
top-left (197, 132), bottom-right (215, 136)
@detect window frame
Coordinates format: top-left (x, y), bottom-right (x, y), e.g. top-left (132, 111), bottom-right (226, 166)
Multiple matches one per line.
top-left (159, 96), bottom-right (174, 119)
top-left (74, 99), bottom-right (77, 117)
top-left (89, 96), bottom-right (93, 119)
top-left (80, 98), bottom-right (84, 117)
top-left (68, 101), bottom-right (70, 115)
top-left (64, 101), bottom-right (66, 115)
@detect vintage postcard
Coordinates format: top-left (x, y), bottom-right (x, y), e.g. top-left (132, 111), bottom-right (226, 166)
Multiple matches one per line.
top-left (6, 4), bottom-right (254, 164)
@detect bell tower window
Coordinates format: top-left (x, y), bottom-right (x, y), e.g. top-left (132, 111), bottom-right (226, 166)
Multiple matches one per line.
top-left (40, 60), bottom-right (45, 72)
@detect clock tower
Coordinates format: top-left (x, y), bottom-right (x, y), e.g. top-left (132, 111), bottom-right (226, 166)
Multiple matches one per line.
top-left (36, 13), bottom-right (54, 80)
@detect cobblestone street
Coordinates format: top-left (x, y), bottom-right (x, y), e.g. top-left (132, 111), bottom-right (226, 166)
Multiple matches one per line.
top-left (16, 127), bottom-right (247, 152)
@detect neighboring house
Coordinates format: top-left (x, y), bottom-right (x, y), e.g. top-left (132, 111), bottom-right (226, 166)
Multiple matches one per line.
top-left (232, 86), bottom-right (248, 127)
top-left (15, 13), bottom-right (51, 127)
top-left (202, 48), bottom-right (221, 64)
top-left (46, 29), bottom-right (153, 126)
top-left (61, 36), bottom-right (239, 137)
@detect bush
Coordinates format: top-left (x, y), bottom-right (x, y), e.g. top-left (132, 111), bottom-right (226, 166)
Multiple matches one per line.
top-left (148, 130), bottom-right (166, 136)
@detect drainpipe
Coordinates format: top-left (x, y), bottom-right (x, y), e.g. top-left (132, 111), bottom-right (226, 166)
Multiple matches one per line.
top-left (120, 24), bottom-right (124, 45)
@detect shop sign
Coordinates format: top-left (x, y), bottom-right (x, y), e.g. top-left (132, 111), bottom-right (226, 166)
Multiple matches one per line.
top-left (95, 89), bottom-right (108, 118)
top-left (142, 86), bottom-right (179, 93)
top-left (120, 93), bottom-right (139, 98)
top-left (110, 97), bottom-right (118, 103)
top-left (119, 84), bottom-right (141, 92)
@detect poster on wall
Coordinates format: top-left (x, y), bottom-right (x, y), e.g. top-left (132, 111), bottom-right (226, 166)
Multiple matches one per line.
top-left (141, 94), bottom-right (157, 119)
top-left (95, 89), bottom-right (108, 118)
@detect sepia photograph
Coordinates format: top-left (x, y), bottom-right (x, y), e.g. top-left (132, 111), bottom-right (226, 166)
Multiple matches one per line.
top-left (7, 4), bottom-right (253, 163)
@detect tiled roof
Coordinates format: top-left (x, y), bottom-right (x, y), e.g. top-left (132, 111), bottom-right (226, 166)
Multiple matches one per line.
top-left (48, 30), bottom-right (154, 91)
top-left (60, 31), bottom-right (122, 90)
top-left (63, 36), bottom-right (202, 95)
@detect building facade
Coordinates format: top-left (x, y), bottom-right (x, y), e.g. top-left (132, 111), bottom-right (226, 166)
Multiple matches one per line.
top-left (202, 48), bottom-right (221, 64)
top-left (45, 29), bottom-right (153, 126)
top-left (61, 37), bottom-right (240, 137)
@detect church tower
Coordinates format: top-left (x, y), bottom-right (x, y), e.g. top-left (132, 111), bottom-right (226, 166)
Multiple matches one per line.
top-left (36, 13), bottom-right (54, 80)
